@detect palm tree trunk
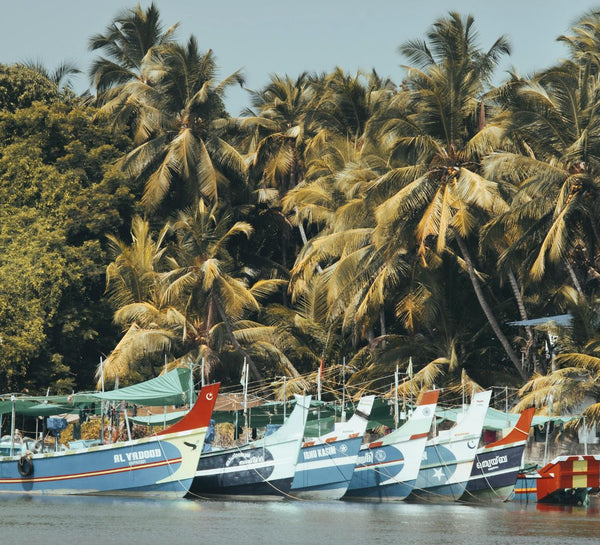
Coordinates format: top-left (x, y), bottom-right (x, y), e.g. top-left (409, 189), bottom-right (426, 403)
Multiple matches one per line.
top-left (455, 236), bottom-right (527, 380)
top-left (379, 308), bottom-right (386, 348)
top-left (214, 297), bottom-right (264, 382)
top-left (508, 269), bottom-right (536, 375)
top-left (564, 258), bottom-right (584, 298)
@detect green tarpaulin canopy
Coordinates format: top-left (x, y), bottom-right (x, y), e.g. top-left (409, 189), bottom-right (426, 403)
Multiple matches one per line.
top-left (129, 409), bottom-right (188, 427)
top-left (92, 367), bottom-right (192, 406)
top-left (0, 368), bottom-right (192, 417)
top-left (435, 406), bottom-right (576, 431)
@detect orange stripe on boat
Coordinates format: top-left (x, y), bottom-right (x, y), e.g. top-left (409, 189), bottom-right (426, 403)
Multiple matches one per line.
top-left (0, 457), bottom-right (182, 485)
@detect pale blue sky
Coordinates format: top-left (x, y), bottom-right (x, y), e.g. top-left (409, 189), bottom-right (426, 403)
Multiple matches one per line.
top-left (1, 1), bottom-right (600, 114)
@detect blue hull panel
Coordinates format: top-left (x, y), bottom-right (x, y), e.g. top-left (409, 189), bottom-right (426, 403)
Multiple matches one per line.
top-left (344, 444), bottom-right (414, 501)
top-left (291, 437), bottom-right (362, 494)
top-left (0, 442), bottom-right (184, 495)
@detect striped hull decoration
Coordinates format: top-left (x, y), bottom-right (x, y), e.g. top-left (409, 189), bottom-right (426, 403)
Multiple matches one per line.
top-left (344, 439), bottom-right (426, 502)
top-left (461, 443), bottom-right (527, 502)
top-left (0, 438), bottom-right (190, 497)
top-left (291, 436), bottom-right (363, 500)
top-left (190, 395), bottom-right (310, 500)
top-left (190, 446), bottom-right (286, 497)
top-left (408, 440), bottom-right (478, 501)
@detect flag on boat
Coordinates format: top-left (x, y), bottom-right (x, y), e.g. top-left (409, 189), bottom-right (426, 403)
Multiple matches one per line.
top-left (317, 357), bottom-right (324, 401)
top-left (240, 360), bottom-right (247, 386)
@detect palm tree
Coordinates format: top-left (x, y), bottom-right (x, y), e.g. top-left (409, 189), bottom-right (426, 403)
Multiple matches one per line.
top-left (21, 60), bottom-right (81, 92)
top-left (309, 68), bottom-right (396, 144)
top-left (484, 62), bottom-right (600, 298)
top-left (101, 216), bottom-right (180, 384)
top-left (161, 199), bottom-right (286, 381)
top-left (284, 131), bottom-right (406, 342)
top-left (514, 298), bottom-right (600, 426)
top-left (557, 10), bottom-right (600, 75)
top-left (88, 2), bottom-right (178, 94)
top-left (106, 38), bottom-right (246, 214)
top-left (242, 73), bottom-right (317, 198)
top-left (367, 12), bottom-right (526, 378)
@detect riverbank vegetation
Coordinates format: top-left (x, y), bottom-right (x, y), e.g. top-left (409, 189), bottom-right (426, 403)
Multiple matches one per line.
top-left (2, 5), bottom-right (600, 422)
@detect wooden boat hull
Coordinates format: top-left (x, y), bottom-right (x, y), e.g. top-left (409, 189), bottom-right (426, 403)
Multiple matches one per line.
top-left (189, 395), bottom-right (311, 500)
top-left (343, 390), bottom-right (440, 502)
top-left (0, 384), bottom-right (219, 497)
top-left (461, 408), bottom-right (535, 502)
top-left (408, 390), bottom-right (492, 502)
top-left (290, 436), bottom-right (363, 500)
top-left (462, 443), bottom-right (527, 501)
top-left (510, 455), bottom-right (600, 505)
top-left (291, 395), bottom-right (375, 501)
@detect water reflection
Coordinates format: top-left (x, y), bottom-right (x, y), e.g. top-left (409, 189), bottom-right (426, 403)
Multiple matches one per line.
top-left (0, 494), bottom-right (598, 545)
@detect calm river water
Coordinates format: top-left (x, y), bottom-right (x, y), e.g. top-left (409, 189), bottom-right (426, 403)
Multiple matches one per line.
top-left (1, 494), bottom-right (598, 545)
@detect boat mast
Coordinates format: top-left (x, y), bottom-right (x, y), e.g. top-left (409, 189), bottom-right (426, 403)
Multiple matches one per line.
top-left (201, 356), bottom-right (205, 388)
top-left (100, 356), bottom-right (105, 444)
top-left (243, 358), bottom-right (249, 443)
top-left (283, 375), bottom-right (287, 421)
top-left (342, 356), bottom-right (346, 423)
top-left (9, 395), bottom-right (15, 456)
top-left (543, 393), bottom-right (553, 465)
top-left (394, 364), bottom-right (399, 430)
top-left (408, 357), bottom-right (413, 415)
top-left (189, 357), bottom-right (195, 407)
top-left (163, 354), bottom-right (168, 430)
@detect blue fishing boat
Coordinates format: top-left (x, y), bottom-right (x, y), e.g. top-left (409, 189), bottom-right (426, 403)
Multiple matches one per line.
top-left (407, 390), bottom-right (492, 501)
top-left (343, 390), bottom-right (440, 502)
top-left (188, 395), bottom-right (311, 500)
top-left (0, 382), bottom-right (219, 497)
top-left (290, 395), bottom-right (375, 500)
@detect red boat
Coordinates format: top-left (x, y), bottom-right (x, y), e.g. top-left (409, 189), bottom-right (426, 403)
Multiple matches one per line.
top-left (511, 454), bottom-right (600, 505)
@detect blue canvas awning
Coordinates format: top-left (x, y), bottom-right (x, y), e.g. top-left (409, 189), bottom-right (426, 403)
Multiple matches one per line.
top-left (507, 314), bottom-right (573, 327)
top-left (436, 406), bottom-right (576, 431)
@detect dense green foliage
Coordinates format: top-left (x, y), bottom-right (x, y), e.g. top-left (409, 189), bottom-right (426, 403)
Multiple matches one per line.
top-left (3, 5), bottom-right (600, 424)
top-left (0, 69), bottom-right (136, 391)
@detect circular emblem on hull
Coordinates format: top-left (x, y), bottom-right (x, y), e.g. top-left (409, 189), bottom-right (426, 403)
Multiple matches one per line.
top-left (375, 449), bottom-right (387, 462)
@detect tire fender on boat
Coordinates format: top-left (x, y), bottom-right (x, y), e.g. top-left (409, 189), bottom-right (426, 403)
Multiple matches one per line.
top-left (17, 451), bottom-right (34, 477)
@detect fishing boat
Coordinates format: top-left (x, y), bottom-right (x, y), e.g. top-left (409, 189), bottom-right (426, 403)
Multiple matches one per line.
top-left (290, 395), bottom-right (375, 500)
top-left (343, 390), bottom-right (440, 502)
top-left (188, 395), bottom-right (311, 500)
top-left (460, 407), bottom-right (535, 502)
top-left (0, 382), bottom-right (219, 497)
top-left (407, 389), bottom-right (492, 502)
top-left (510, 454), bottom-right (600, 505)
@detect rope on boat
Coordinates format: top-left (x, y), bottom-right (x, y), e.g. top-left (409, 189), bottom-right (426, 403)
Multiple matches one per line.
top-left (404, 441), bottom-right (466, 503)
top-left (154, 432), bottom-right (216, 501)
top-left (229, 442), bottom-right (308, 501)
top-left (457, 452), bottom-right (503, 503)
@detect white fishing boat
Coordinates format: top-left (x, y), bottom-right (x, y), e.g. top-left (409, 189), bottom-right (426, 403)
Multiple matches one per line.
top-left (343, 390), bottom-right (439, 502)
top-left (290, 395), bottom-right (375, 500)
top-left (407, 389), bottom-right (492, 501)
